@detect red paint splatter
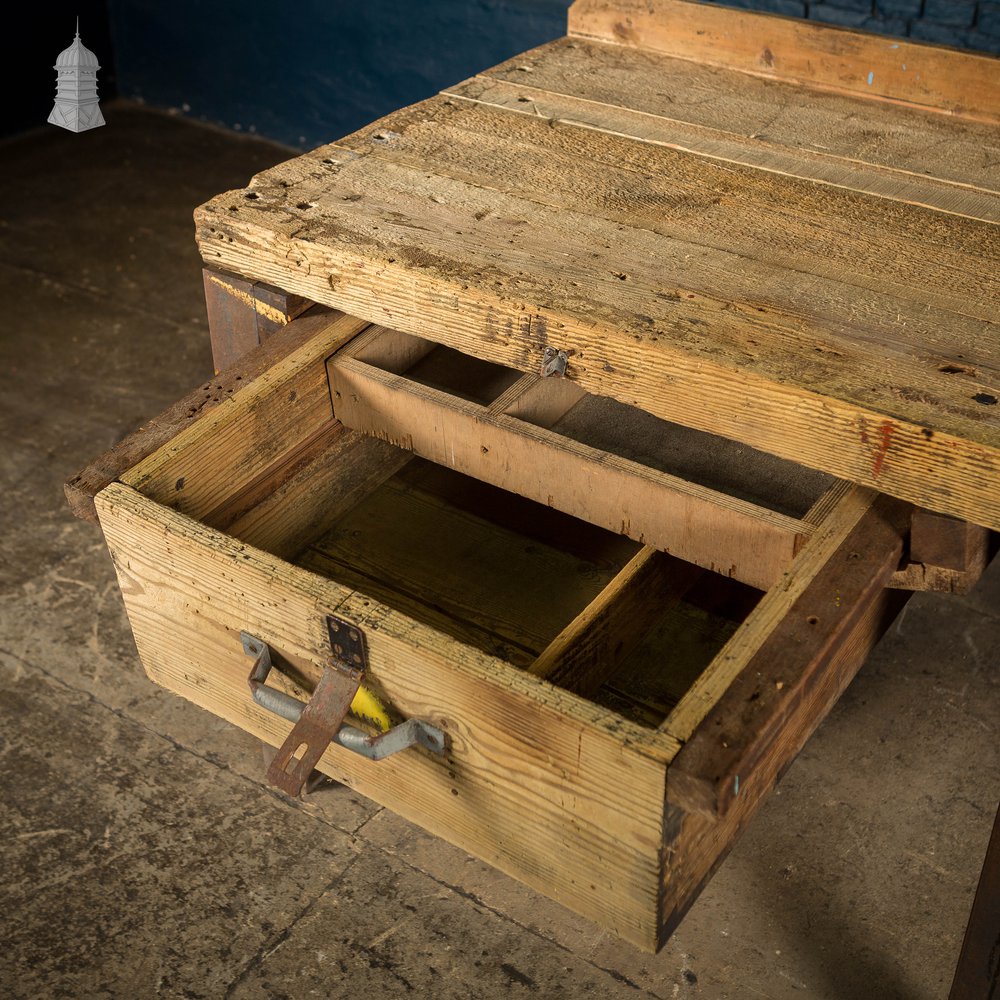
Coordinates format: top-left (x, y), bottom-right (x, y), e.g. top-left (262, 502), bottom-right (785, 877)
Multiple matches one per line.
top-left (872, 420), bottom-right (894, 478)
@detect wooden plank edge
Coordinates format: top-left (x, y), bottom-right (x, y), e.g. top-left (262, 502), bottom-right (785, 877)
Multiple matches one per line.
top-left (529, 546), bottom-right (703, 694)
top-left (659, 583), bottom-right (911, 946)
top-left (661, 485), bottom-right (881, 744)
top-left (329, 355), bottom-right (811, 590)
top-left (669, 494), bottom-right (909, 817)
top-left (567, 0), bottom-right (1000, 124)
top-left (204, 266), bottom-right (312, 374)
top-left (194, 209), bottom-right (1000, 534)
top-left (64, 305), bottom-right (344, 524)
top-left (119, 312), bottom-right (371, 514)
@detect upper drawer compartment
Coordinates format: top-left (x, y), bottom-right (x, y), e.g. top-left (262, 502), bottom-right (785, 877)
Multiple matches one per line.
top-left (84, 309), bottom-right (910, 952)
top-left (328, 324), bottom-right (836, 593)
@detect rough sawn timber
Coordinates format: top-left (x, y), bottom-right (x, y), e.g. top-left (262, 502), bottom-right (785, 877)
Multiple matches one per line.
top-left (329, 350), bottom-right (812, 591)
top-left (195, 113), bottom-right (1000, 529)
top-left (65, 306), bottom-right (342, 524)
top-left (193, 4), bottom-right (1000, 531)
top-left (95, 480), bottom-right (674, 951)
top-left (669, 494), bottom-right (911, 816)
top-left (569, 0), bottom-right (1000, 123)
top-left (458, 36), bottom-right (1000, 219)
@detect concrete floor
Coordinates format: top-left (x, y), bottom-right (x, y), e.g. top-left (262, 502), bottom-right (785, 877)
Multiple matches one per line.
top-left (1, 104), bottom-right (998, 1000)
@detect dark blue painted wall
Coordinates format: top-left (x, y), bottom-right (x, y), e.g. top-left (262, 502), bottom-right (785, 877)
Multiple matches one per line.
top-left (106, 0), bottom-right (998, 150)
top-left (107, 0), bottom-right (570, 149)
top-left (716, 0), bottom-right (1000, 52)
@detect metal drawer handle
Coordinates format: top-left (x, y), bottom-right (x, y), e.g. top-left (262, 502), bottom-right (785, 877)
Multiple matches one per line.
top-left (242, 624), bottom-right (446, 796)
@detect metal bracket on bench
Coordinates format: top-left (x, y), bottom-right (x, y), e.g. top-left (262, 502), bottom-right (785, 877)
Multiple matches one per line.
top-left (243, 619), bottom-right (446, 796)
top-left (540, 346), bottom-right (568, 378)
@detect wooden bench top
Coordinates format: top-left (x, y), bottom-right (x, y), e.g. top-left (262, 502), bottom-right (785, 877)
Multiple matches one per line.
top-left (195, 0), bottom-right (1000, 530)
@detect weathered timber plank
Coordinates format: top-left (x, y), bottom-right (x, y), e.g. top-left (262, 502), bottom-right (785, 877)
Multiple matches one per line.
top-left (662, 485), bottom-right (883, 743)
top-left (203, 266), bottom-right (311, 373)
top-left (306, 474), bottom-right (628, 656)
top-left (96, 481), bottom-right (675, 950)
top-left (660, 584), bottom-right (910, 946)
top-left (530, 546), bottom-right (703, 697)
top-left (327, 102), bottom-right (1000, 325)
top-left (888, 508), bottom-right (992, 594)
top-left (447, 76), bottom-right (1000, 224)
top-left (475, 37), bottom-right (1000, 202)
top-left (547, 392), bottom-right (832, 521)
top-left (669, 495), bottom-right (909, 816)
top-left (214, 429), bottom-right (412, 560)
top-left (195, 148), bottom-right (1000, 530)
top-left (329, 355), bottom-right (810, 590)
top-left (121, 312), bottom-right (370, 523)
top-left (65, 306), bottom-right (344, 524)
top-left (568, 0), bottom-right (1000, 123)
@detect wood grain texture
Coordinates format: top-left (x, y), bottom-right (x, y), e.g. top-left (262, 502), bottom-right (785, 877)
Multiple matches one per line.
top-left (660, 584), bottom-right (909, 946)
top-left (194, 89), bottom-right (1000, 530)
top-left (303, 474), bottom-right (629, 658)
top-left (669, 495), bottom-right (909, 816)
top-left (216, 428), bottom-right (411, 561)
top-left (530, 546), bottom-right (703, 697)
top-left (202, 268), bottom-right (259, 375)
top-left (96, 481), bottom-right (674, 950)
top-left (468, 36), bottom-right (1000, 210)
top-left (662, 484), bottom-right (882, 743)
top-left (203, 267), bottom-right (311, 373)
top-left (121, 311), bottom-right (369, 523)
top-left (65, 306), bottom-right (344, 524)
top-left (446, 75), bottom-right (1000, 225)
top-left (568, 0), bottom-right (1000, 123)
top-left (329, 354), bottom-right (811, 590)
top-left (304, 103), bottom-right (1000, 327)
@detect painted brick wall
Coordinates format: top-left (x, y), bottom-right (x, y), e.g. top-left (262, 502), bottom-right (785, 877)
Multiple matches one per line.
top-left (106, 0), bottom-right (570, 150)
top-left (101, 0), bottom-right (995, 150)
top-left (715, 0), bottom-right (1000, 53)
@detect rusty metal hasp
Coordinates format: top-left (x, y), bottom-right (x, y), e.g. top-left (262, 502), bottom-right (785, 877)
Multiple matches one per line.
top-left (245, 616), bottom-right (446, 796)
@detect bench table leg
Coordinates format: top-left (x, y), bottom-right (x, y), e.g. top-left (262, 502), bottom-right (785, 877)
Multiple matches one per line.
top-left (203, 266), bottom-right (311, 373)
top-left (950, 800), bottom-right (1000, 999)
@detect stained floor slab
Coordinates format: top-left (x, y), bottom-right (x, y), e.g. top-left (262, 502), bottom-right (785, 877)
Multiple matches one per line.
top-left (1, 104), bottom-right (998, 999)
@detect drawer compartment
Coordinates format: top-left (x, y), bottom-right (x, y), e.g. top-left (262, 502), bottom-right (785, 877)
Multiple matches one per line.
top-left (90, 310), bottom-right (909, 951)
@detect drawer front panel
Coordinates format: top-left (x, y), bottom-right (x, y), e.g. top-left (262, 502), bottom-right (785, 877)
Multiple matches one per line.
top-left (96, 481), bottom-right (670, 951)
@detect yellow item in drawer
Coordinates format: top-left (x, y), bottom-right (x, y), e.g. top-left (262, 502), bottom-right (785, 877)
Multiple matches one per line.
top-left (351, 685), bottom-right (390, 733)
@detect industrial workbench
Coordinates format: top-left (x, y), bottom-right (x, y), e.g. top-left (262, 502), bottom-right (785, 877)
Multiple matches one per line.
top-left (68, 0), bottom-right (998, 983)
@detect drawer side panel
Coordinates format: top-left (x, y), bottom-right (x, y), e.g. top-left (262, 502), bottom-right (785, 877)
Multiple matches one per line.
top-left (659, 497), bottom-right (910, 945)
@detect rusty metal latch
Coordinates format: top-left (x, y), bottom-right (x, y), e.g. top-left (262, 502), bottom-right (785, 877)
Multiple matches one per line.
top-left (243, 619), bottom-right (446, 797)
top-left (540, 346), bottom-right (568, 377)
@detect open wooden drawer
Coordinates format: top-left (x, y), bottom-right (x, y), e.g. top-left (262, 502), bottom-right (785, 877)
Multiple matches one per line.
top-left (78, 308), bottom-right (916, 952)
